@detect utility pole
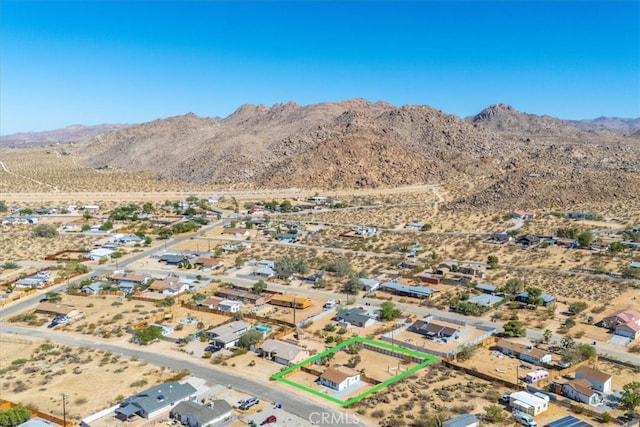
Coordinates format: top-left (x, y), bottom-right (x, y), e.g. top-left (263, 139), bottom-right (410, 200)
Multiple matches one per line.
top-left (62, 393), bottom-right (67, 427)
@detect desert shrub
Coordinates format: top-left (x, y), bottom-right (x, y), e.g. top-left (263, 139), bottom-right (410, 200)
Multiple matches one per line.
top-left (32, 224), bottom-right (59, 238)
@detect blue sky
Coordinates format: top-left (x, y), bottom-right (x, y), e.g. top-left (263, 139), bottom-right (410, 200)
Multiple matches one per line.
top-left (1, 1), bottom-right (638, 134)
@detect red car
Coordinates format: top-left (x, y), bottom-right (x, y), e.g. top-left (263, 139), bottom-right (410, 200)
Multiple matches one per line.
top-left (261, 415), bottom-right (277, 425)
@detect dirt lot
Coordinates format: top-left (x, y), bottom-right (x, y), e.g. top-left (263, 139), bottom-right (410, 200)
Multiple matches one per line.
top-left (0, 334), bottom-right (181, 422)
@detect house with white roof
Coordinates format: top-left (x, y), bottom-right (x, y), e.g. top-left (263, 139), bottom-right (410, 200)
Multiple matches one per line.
top-left (508, 391), bottom-right (549, 416)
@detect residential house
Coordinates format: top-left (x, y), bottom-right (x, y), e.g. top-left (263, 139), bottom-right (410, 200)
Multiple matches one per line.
top-left (194, 258), bottom-right (224, 271)
top-left (81, 282), bottom-right (103, 295)
top-left (566, 212), bottom-right (595, 220)
top-left (486, 233), bottom-right (512, 244)
top-left (379, 281), bottom-right (439, 299)
top-left (575, 365), bottom-right (612, 393)
top-left (257, 339), bottom-right (310, 365)
top-left (217, 300), bottom-right (241, 313)
top-left (475, 283), bottom-right (498, 294)
top-left (495, 339), bottom-right (553, 366)
top-left (17, 418), bottom-right (61, 427)
top-left (336, 308), bottom-right (376, 328)
top-left (270, 294), bottom-right (312, 309)
top-left (318, 367), bottom-right (360, 391)
top-left (115, 234), bottom-right (144, 244)
top-left (14, 276), bottom-right (48, 289)
top-left (511, 211), bottom-right (536, 221)
top-left (276, 233), bottom-right (299, 243)
top-left (525, 369), bottom-right (550, 384)
top-left (110, 272), bottom-right (150, 289)
top-left (442, 414), bottom-right (480, 427)
top-left (601, 308), bottom-right (640, 340)
top-left (458, 262), bottom-right (486, 278)
top-left (358, 277), bottom-right (380, 292)
top-left (221, 228), bottom-right (250, 238)
top-left (409, 318), bottom-right (460, 342)
top-left (515, 291), bottom-right (557, 306)
top-left (562, 379), bottom-right (600, 405)
top-left (115, 381), bottom-right (197, 420)
top-left (415, 272), bottom-right (441, 285)
top-left (198, 296), bottom-right (223, 309)
top-left (88, 248), bottom-right (114, 261)
top-left (352, 226), bottom-right (377, 237)
top-left (549, 238), bottom-right (579, 248)
top-left (302, 271), bottom-right (325, 286)
top-left (147, 279), bottom-right (190, 296)
top-left (159, 254), bottom-right (188, 265)
top-left (35, 302), bottom-right (79, 318)
top-left (206, 321), bottom-right (251, 349)
top-left (170, 400), bottom-right (232, 427)
top-left (252, 266), bottom-right (276, 279)
top-left (214, 288), bottom-right (271, 306)
top-left (405, 222), bottom-right (425, 231)
top-left (515, 235), bottom-right (542, 248)
top-left (467, 294), bottom-right (503, 308)
top-left (508, 391), bottom-right (550, 416)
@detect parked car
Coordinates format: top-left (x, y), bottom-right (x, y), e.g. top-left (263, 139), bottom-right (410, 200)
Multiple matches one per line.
top-left (261, 415), bottom-right (277, 425)
top-left (233, 399), bottom-right (247, 409)
top-left (513, 410), bottom-right (537, 427)
top-left (205, 345), bottom-right (221, 353)
top-left (239, 397), bottom-right (259, 410)
top-left (500, 394), bottom-right (511, 404)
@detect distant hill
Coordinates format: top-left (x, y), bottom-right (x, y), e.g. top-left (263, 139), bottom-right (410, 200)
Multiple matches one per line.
top-left (3, 100), bottom-right (638, 208)
top-left (468, 103), bottom-right (582, 138)
top-left (0, 124), bottom-right (131, 146)
top-left (568, 117), bottom-right (640, 134)
top-left (66, 99), bottom-right (640, 208)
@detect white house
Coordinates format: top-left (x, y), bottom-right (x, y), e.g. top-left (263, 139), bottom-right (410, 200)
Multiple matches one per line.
top-left (170, 400), bottom-right (232, 427)
top-left (575, 365), bottom-right (612, 393)
top-left (318, 367), bottom-right (360, 392)
top-left (509, 391), bottom-right (549, 416)
top-left (147, 279), bottom-right (190, 296)
top-left (442, 414), bottom-right (480, 427)
top-left (217, 300), bottom-right (241, 313)
top-left (89, 248), bottom-right (114, 260)
top-left (257, 339), bottom-right (310, 365)
top-left (525, 369), bottom-right (550, 384)
top-left (562, 379), bottom-right (600, 406)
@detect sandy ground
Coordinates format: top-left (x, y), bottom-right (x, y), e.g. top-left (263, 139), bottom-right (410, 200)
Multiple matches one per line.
top-left (0, 334), bottom-right (180, 422)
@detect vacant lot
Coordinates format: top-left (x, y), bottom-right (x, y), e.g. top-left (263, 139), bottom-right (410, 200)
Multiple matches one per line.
top-left (0, 334), bottom-right (180, 422)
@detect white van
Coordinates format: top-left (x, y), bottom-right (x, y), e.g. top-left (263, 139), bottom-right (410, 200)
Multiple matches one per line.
top-left (323, 299), bottom-right (336, 309)
top-left (513, 411), bottom-right (537, 427)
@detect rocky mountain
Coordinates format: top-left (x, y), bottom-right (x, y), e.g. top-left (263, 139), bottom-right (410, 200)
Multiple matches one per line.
top-left (0, 124), bottom-right (131, 146)
top-left (468, 103), bottom-right (583, 138)
top-left (67, 99), bottom-right (640, 208)
top-left (568, 117), bottom-right (640, 134)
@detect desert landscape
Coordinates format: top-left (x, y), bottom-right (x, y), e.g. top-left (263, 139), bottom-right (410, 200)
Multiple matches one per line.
top-left (1, 100), bottom-right (640, 427)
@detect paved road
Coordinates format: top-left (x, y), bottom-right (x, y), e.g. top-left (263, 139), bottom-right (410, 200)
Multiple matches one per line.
top-left (0, 324), bottom-right (362, 426)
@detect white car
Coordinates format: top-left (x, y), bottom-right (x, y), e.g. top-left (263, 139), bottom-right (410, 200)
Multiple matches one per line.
top-left (513, 410), bottom-right (537, 427)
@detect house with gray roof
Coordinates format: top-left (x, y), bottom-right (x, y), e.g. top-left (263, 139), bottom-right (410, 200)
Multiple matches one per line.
top-left (206, 320), bottom-right (251, 349)
top-left (115, 381), bottom-right (197, 420)
top-left (170, 400), bottom-right (232, 427)
top-left (443, 413), bottom-right (480, 427)
top-left (336, 308), bottom-right (376, 328)
top-left (409, 318), bottom-right (460, 342)
top-left (467, 294), bottom-right (504, 308)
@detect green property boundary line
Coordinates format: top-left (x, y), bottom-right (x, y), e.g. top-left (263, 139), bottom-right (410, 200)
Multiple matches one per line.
top-left (271, 336), bottom-right (438, 407)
